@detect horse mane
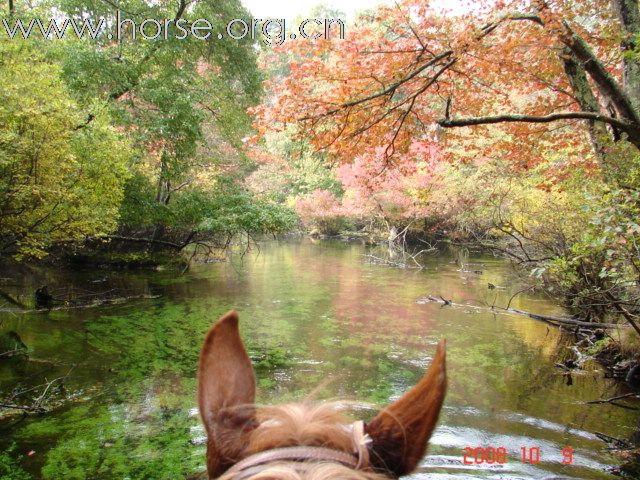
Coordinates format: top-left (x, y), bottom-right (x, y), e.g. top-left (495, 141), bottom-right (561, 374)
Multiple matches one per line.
top-left (219, 463), bottom-right (383, 480)
top-left (218, 402), bottom-right (388, 480)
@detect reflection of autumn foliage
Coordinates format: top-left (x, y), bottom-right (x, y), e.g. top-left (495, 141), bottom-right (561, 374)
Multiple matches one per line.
top-left (288, 243), bottom-right (435, 343)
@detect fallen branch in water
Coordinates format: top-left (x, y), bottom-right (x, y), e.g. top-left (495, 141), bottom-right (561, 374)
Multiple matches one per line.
top-left (33, 371), bottom-right (70, 409)
top-left (586, 393), bottom-right (640, 406)
top-left (506, 286), bottom-right (536, 310)
top-left (0, 293), bottom-right (161, 314)
top-left (363, 254), bottom-right (425, 269)
top-left (594, 432), bottom-right (633, 449)
top-left (0, 348), bottom-right (27, 358)
top-left (507, 307), bottom-right (619, 328)
top-left (417, 295), bottom-right (620, 329)
top-left (0, 403), bottom-right (46, 413)
top-left (0, 289), bottom-right (29, 310)
top-left (439, 295), bottom-right (452, 306)
top-left (0, 369), bottom-right (74, 419)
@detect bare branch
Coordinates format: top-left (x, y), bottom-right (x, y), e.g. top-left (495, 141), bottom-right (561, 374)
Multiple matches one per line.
top-left (586, 393), bottom-right (640, 405)
top-left (300, 50), bottom-right (454, 121)
top-left (438, 111), bottom-right (635, 130)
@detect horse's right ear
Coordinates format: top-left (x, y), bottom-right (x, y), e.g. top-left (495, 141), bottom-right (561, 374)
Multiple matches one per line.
top-left (365, 340), bottom-right (446, 477)
top-left (198, 310), bottom-right (257, 478)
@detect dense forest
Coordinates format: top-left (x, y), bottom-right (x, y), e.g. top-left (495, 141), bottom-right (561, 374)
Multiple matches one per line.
top-left (2, 0), bottom-right (638, 335)
top-left (0, 0), bottom-right (297, 265)
top-left (1, 0), bottom-right (640, 476)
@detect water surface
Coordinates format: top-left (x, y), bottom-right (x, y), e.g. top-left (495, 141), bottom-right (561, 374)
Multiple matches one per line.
top-left (0, 240), bottom-right (635, 479)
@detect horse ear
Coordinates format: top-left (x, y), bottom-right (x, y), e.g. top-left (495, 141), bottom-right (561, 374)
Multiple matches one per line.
top-left (198, 310), bottom-right (257, 478)
top-left (365, 340), bottom-right (446, 477)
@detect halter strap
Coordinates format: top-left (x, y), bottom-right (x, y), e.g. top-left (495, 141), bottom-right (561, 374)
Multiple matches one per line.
top-left (223, 421), bottom-right (371, 479)
top-left (224, 446), bottom-right (359, 478)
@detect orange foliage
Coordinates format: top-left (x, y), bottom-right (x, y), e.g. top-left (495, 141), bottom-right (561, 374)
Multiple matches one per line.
top-left (251, 0), bottom-right (622, 175)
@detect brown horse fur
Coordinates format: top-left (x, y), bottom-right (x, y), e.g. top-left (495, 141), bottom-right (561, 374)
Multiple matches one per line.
top-left (198, 310), bottom-right (447, 479)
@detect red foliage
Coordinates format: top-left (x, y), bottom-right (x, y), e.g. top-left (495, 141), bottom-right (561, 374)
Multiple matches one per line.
top-left (252, 0), bottom-right (619, 172)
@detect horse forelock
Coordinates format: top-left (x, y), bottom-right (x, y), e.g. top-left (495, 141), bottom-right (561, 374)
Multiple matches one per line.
top-left (217, 402), bottom-right (389, 480)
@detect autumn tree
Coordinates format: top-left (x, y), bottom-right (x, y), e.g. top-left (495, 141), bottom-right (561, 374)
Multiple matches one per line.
top-left (255, 0), bottom-right (640, 179)
top-left (253, 0), bottom-right (640, 324)
top-left (0, 39), bottom-right (131, 259)
top-left (52, 0), bottom-right (261, 202)
top-left (0, 0), bottom-right (296, 257)
top-left (0, 0), bottom-right (298, 260)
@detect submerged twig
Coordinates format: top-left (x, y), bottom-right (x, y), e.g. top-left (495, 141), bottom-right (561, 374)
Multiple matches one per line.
top-left (586, 393), bottom-right (640, 405)
top-left (417, 295), bottom-right (620, 329)
top-left (595, 432), bottom-right (634, 448)
top-left (0, 403), bottom-right (46, 413)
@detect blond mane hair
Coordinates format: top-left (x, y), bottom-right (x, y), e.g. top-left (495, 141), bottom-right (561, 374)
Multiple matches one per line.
top-left (219, 403), bottom-right (386, 480)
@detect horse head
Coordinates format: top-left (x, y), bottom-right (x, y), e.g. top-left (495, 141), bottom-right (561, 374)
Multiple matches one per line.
top-left (198, 310), bottom-right (446, 479)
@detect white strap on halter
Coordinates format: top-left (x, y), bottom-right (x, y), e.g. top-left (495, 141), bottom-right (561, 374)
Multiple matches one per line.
top-left (223, 421), bottom-right (372, 479)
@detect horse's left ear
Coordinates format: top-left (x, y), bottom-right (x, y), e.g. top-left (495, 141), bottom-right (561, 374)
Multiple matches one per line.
top-left (198, 310), bottom-right (257, 478)
top-left (365, 340), bottom-right (446, 477)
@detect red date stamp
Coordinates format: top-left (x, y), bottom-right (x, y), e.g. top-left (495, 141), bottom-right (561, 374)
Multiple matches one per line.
top-left (462, 446), bottom-right (574, 465)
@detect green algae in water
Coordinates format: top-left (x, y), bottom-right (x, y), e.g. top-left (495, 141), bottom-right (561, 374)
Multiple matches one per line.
top-left (0, 444), bottom-right (32, 480)
top-left (0, 240), bottom-right (637, 479)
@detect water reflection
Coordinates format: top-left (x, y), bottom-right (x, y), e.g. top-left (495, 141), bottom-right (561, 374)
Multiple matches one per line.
top-left (0, 240), bottom-right (635, 479)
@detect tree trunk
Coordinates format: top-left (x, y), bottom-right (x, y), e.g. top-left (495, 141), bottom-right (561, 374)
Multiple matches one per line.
top-left (562, 49), bottom-right (613, 167)
top-left (388, 226), bottom-right (398, 248)
top-left (612, 0), bottom-right (640, 111)
top-left (559, 22), bottom-right (640, 133)
top-left (156, 151), bottom-right (171, 205)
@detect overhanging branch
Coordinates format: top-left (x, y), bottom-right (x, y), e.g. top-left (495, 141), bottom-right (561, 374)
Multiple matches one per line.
top-left (437, 111), bottom-right (636, 130)
top-left (558, 20), bottom-right (640, 127)
top-left (479, 12), bottom-right (543, 36)
top-left (337, 50), bottom-right (453, 111)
